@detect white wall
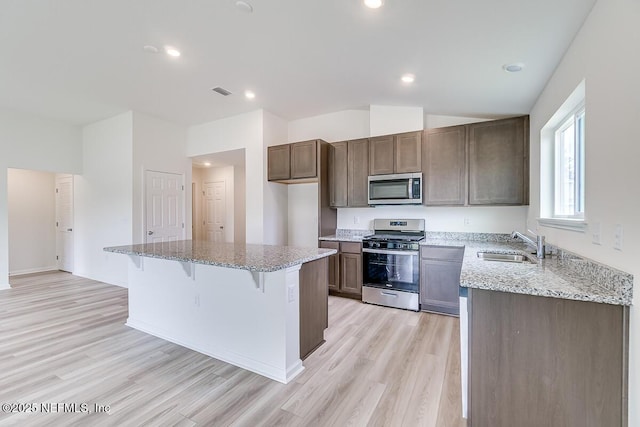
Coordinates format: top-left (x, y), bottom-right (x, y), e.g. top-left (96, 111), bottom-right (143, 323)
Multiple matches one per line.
top-left (187, 110), bottom-right (287, 244)
top-left (528, 0), bottom-right (640, 423)
top-left (370, 105), bottom-right (423, 136)
top-left (132, 112), bottom-right (190, 244)
top-left (287, 183), bottom-right (319, 247)
top-left (288, 109), bottom-right (370, 142)
top-left (74, 112), bottom-right (133, 287)
top-left (262, 111), bottom-right (289, 245)
top-left (7, 169), bottom-right (57, 275)
top-left (337, 206), bottom-right (527, 233)
top-left (234, 163), bottom-right (246, 244)
top-left (0, 108), bottom-right (82, 288)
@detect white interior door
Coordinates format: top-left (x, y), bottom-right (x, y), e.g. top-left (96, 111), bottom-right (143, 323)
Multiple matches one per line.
top-left (55, 174), bottom-right (74, 272)
top-left (145, 171), bottom-right (185, 243)
top-left (203, 181), bottom-right (226, 242)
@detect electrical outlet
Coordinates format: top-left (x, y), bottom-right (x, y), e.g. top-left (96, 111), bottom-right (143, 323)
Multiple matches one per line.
top-left (614, 224), bottom-right (623, 251)
top-left (288, 285), bottom-right (295, 303)
top-left (194, 294), bottom-right (200, 307)
top-left (464, 218), bottom-right (471, 226)
top-left (591, 222), bottom-right (601, 245)
top-left (354, 216), bottom-right (360, 224)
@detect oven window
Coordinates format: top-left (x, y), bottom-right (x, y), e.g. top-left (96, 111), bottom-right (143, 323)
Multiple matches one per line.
top-left (369, 179), bottom-right (410, 200)
top-left (363, 252), bottom-right (419, 291)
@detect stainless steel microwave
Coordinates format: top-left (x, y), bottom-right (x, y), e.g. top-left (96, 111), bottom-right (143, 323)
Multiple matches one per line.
top-left (368, 173), bottom-right (422, 205)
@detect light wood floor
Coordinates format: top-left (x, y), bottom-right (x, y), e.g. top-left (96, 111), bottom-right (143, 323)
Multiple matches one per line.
top-left (0, 271), bottom-right (466, 427)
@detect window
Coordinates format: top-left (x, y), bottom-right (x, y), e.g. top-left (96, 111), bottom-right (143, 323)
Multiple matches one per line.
top-left (553, 106), bottom-right (585, 218)
top-left (538, 79), bottom-right (586, 232)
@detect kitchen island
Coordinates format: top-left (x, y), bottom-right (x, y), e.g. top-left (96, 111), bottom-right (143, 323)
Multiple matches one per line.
top-left (104, 240), bottom-right (336, 384)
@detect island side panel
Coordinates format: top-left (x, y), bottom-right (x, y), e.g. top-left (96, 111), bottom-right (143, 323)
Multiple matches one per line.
top-left (125, 255), bottom-right (303, 384)
top-left (299, 257), bottom-right (329, 359)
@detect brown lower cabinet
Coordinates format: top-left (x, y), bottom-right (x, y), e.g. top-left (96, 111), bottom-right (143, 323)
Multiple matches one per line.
top-left (319, 241), bottom-right (362, 298)
top-left (299, 257), bottom-right (329, 359)
top-left (419, 246), bottom-right (464, 316)
top-left (469, 288), bottom-right (629, 427)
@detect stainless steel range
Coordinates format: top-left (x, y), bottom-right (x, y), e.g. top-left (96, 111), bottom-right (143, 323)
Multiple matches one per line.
top-left (362, 219), bottom-right (425, 311)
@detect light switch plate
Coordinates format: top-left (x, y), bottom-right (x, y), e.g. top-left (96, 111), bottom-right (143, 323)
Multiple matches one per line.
top-left (591, 222), bottom-right (601, 245)
top-left (614, 224), bottom-right (623, 251)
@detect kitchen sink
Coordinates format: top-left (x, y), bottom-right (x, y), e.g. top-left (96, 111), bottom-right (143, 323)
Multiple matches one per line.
top-left (477, 252), bottom-right (533, 263)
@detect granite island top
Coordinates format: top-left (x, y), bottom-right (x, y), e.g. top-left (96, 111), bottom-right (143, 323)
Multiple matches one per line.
top-left (104, 240), bottom-right (337, 273)
top-left (419, 238), bottom-right (633, 306)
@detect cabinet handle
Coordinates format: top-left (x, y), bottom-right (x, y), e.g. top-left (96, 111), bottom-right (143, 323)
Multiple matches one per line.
top-left (381, 291), bottom-right (398, 297)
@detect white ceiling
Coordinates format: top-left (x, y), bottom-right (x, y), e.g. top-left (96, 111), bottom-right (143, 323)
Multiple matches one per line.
top-left (0, 0), bottom-right (596, 127)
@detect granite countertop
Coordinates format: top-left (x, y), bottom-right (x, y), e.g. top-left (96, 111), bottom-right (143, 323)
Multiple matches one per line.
top-left (104, 240), bottom-right (337, 273)
top-left (429, 239), bottom-right (633, 306)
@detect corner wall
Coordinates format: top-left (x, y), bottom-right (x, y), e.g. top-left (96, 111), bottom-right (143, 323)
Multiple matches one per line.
top-left (0, 108), bottom-right (82, 288)
top-left (528, 0), bottom-right (640, 423)
top-left (74, 112), bottom-right (133, 287)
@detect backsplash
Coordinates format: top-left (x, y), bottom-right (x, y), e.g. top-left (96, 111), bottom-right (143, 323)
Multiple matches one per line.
top-left (335, 229), bottom-right (374, 239)
top-left (425, 231), bottom-right (514, 242)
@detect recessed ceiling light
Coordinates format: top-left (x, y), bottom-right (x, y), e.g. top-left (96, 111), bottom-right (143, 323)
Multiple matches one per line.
top-left (245, 90), bottom-right (256, 99)
top-left (401, 74), bottom-right (415, 84)
top-left (164, 46), bottom-right (181, 57)
top-left (364, 0), bottom-right (383, 8)
top-left (204, 162), bottom-right (211, 167)
top-left (143, 45), bottom-right (159, 54)
top-left (503, 63), bottom-right (524, 73)
top-left (235, 0), bottom-right (254, 13)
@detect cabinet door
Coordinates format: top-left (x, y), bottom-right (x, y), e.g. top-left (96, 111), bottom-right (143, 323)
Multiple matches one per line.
top-left (347, 138), bottom-right (369, 207)
top-left (395, 131), bottom-right (422, 173)
top-left (319, 241), bottom-right (340, 292)
top-left (424, 126), bottom-right (467, 205)
top-left (420, 259), bottom-right (461, 316)
top-left (340, 253), bottom-right (362, 296)
top-left (369, 135), bottom-right (395, 175)
top-left (291, 140), bottom-right (317, 179)
top-left (329, 142), bottom-right (348, 207)
top-left (267, 145), bottom-right (290, 181)
top-left (468, 117), bottom-right (526, 205)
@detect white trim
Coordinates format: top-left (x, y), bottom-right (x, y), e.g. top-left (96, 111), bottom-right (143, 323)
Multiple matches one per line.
top-left (9, 266), bottom-right (59, 276)
top-left (537, 217), bottom-right (587, 232)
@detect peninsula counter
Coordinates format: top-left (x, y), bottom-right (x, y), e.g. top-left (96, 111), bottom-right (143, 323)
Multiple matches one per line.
top-left (104, 240), bottom-right (336, 384)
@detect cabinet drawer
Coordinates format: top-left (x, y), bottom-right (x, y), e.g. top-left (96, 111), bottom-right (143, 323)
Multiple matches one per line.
top-left (420, 245), bottom-right (464, 261)
top-left (319, 241), bottom-right (340, 250)
top-left (340, 242), bottom-right (362, 254)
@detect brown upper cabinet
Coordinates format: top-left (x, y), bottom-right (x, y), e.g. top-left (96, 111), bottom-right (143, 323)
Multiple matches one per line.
top-left (423, 125), bottom-right (467, 206)
top-left (369, 131), bottom-right (422, 175)
top-left (423, 115), bottom-right (529, 206)
top-left (268, 140), bottom-right (318, 182)
top-left (329, 138), bottom-right (369, 208)
top-left (468, 116), bottom-right (529, 205)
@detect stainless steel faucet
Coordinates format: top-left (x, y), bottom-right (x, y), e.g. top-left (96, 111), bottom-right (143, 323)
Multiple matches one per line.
top-left (511, 230), bottom-right (546, 259)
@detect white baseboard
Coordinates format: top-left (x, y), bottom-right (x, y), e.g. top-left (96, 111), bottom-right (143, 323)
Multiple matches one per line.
top-left (0, 283), bottom-right (10, 290)
top-left (9, 266), bottom-right (59, 277)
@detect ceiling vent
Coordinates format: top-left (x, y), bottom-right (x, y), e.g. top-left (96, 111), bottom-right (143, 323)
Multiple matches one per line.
top-left (211, 87), bottom-right (232, 96)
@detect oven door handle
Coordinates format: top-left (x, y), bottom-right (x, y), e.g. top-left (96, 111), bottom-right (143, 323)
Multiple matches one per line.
top-left (363, 248), bottom-right (418, 256)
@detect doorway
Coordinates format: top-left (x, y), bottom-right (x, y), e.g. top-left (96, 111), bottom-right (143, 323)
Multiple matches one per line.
top-left (145, 170), bottom-right (185, 243)
top-left (191, 149), bottom-right (246, 244)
